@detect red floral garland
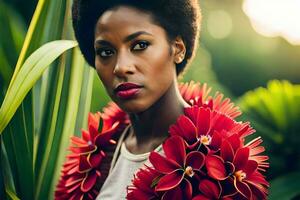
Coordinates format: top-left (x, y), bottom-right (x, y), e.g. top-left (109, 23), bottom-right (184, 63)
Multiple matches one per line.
top-left (55, 103), bottom-right (129, 199)
top-left (55, 81), bottom-right (269, 200)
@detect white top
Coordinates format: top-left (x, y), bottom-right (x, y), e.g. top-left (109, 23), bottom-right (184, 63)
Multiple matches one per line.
top-left (96, 126), bottom-right (163, 200)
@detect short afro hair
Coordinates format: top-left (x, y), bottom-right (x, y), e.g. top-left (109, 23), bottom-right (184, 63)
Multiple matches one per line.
top-left (72, 0), bottom-right (201, 75)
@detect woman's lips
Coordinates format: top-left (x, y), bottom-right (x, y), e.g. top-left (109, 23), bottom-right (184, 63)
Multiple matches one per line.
top-left (114, 82), bottom-right (142, 99)
top-left (116, 88), bottom-right (141, 99)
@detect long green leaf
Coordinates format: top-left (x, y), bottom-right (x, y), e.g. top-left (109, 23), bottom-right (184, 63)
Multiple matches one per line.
top-left (8, 0), bottom-right (46, 87)
top-left (0, 40), bottom-right (77, 134)
top-left (1, 0), bottom-right (95, 199)
top-left (1, 137), bottom-right (20, 200)
top-left (2, 96), bottom-right (34, 200)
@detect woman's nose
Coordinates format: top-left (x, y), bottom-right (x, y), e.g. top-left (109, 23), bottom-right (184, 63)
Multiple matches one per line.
top-left (113, 51), bottom-right (135, 77)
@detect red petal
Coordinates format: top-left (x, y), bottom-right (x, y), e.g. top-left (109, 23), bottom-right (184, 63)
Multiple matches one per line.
top-left (163, 136), bottom-right (186, 166)
top-left (69, 189), bottom-right (84, 200)
top-left (234, 176), bottom-right (252, 199)
top-left (210, 131), bottom-right (223, 150)
top-left (88, 112), bottom-right (100, 127)
top-left (206, 155), bottom-right (228, 180)
top-left (221, 176), bottom-right (237, 197)
top-left (67, 165), bottom-right (79, 175)
top-left (211, 112), bottom-right (234, 132)
top-left (192, 195), bottom-right (210, 200)
top-left (246, 171), bottom-right (269, 187)
top-left (220, 140), bottom-right (234, 162)
top-left (198, 179), bottom-right (220, 199)
top-left (156, 170), bottom-right (184, 191)
top-left (185, 151), bottom-right (205, 170)
top-left (177, 115), bottom-right (197, 143)
top-left (81, 129), bottom-right (90, 142)
top-left (79, 155), bottom-right (91, 172)
top-left (246, 181), bottom-right (268, 199)
top-left (233, 148), bottom-right (250, 171)
top-left (162, 186), bottom-right (183, 200)
top-left (94, 122), bottom-right (119, 147)
top-left (169, 124), bottom-right (184, 137)
top-left (88, 121), bottom-right (99, 142)
top-left (182, 178), bottom-right (193, 199)
top-left (70, 145), bottom-right (96, 155)
top-left (127, 189), bottom-right (157, 200)
top-left (196, 108), bottom-right (211, 135)
top-left (149, 152), bottom-right (180, 174)
top-left (227, 134), bottom-right (242, 152)
top-left (184, 106), bottom-right (199, 123)
top-left (244, 160), bottom-right (258, 175)
top-left (71, 136), bottom-right (87, 146)
top-left (88, 153), bottom-right (103, 168)
top-left (81, 170), bottom-right (98, 192)
top-left (65, 173), bottom-right (85, 187)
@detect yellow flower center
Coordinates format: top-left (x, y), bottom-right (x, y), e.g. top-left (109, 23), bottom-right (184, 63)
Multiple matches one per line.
top-left (200, 135), bottom-right (211, 145)
top-left (184, 166), bottom-right (195, 177)
top-left (234, 170), bottom-right (247, 182)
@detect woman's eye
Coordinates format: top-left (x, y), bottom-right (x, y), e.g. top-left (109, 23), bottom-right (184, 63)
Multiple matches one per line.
top-left (132, 41), bottom-right (149, 51)
top-left (97, 49), bottom-right (114, 58)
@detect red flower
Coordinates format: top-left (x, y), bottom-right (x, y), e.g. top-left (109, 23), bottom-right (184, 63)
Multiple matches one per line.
top-left (205, 139), bottom-right (269, 199)
top-left (192, 179), bottom-right (233, 200)
top-left (179, 81), bottom-right (241, 119)
top-left (128, 104), bottom-right (269, 200)
top-left (55, 81), bottom-right (269, 199)
top-left (55, 103), bottom-right (128, 200)
top-left (127, 166), bottom-right (161, 200)
top-left (169, 106), bottom-right (254, 150)
top-left (149, 136), bottom-right (205, 199)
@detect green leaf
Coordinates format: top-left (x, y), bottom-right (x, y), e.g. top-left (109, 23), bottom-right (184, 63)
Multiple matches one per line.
top-left (2, 96), bottom-right (34, 200)
top-left (1, 0), bottom-right (95, 199)
top-left (0, 40), bottom-right (77, 134)
top-left (269, 172), bottom-right (300, 200)
top-left (238, 80), bottom-right (300, 179)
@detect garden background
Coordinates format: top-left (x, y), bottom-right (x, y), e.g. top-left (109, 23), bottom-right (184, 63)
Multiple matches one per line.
top-left (0, 0), bottom-right (300, 199)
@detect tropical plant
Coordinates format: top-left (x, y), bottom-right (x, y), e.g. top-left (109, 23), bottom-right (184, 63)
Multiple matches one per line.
top-left (238, 80), bottom-right (300, 200)
top-left (0, 1), bottom-right (26, 100)
top-left (0, 0), bottom-right (95, 199)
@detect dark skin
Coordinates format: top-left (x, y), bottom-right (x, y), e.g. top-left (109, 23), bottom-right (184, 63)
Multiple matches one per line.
top-left (94, 6), bottom-right (189, 154)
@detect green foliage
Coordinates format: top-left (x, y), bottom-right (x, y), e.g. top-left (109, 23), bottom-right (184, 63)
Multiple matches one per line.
top-left (0, 1), bottom-right (26, 99)
top-left (269, 172), bottom-right (300, 200)
top-left (238, 80), bottom-right (300, 197)
top-left (0, 40), bottom-right (77, 134)
top-left (0, 0), bottom-right (94, 199)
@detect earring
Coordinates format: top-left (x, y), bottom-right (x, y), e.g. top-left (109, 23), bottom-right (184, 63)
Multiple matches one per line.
top-left (175, 54), bottom-right (184, 64)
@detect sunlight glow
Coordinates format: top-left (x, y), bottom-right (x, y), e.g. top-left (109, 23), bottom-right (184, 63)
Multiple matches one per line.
top-left (207, 10), bottom-right (233, 39)
top-left (243, 0), bottom-right (300, 45)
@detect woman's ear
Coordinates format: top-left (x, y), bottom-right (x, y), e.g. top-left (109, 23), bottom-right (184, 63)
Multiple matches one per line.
top-left (172, 36), bottom-right (186, 64)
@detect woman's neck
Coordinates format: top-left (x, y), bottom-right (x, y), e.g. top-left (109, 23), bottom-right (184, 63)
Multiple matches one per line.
top-left (126, 80), bottom-right (189, 153)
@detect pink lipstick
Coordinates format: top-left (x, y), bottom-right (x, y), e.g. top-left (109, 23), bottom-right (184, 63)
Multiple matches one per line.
top-left (114, 82), bottom-right (142, 99)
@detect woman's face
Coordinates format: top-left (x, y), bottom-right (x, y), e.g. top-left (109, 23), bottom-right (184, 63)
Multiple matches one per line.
top-left (94, 6), bottom-right (178, 113)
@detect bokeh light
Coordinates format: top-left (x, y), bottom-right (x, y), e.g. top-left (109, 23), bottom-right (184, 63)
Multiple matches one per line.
top-left (243, 0), bottom-right (300, 45)
top-left (207, 10), bottom-right (233, 40)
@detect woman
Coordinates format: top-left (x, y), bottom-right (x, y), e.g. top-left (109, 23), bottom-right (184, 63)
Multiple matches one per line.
top-left (73, 0), bottom-right (199, 198)
top-left (55, 1), bottom-right (269, 199)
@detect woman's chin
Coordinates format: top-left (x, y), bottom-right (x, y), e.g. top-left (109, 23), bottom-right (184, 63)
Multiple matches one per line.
top-left (116, 100), bottom-right (152, 114)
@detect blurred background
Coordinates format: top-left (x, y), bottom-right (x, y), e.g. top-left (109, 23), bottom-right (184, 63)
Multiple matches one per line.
top-left (0, 0), bottom-right (299, 199)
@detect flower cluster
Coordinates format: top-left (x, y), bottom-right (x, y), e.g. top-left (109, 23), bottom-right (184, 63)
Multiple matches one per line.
top-left (128, 88), bottom-right (269, 199)
top-left (55, 81), bottom-right (269, 199)
top-left (55, 103), bottom-right (129, 200)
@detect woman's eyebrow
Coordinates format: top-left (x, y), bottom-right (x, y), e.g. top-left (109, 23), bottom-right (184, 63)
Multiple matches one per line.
top-left (123, 31), bottom-right (153, 43)
top-left (95, 31), bottom-right (153, 47)
top-left (94, 40), bottom-right (112, 47)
